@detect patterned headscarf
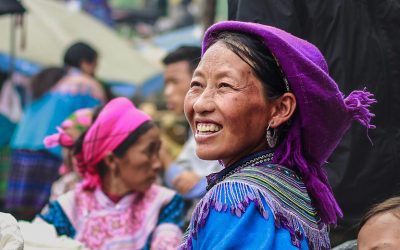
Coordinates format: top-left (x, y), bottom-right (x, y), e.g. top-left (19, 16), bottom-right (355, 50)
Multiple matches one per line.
top-left (203, 21), bottom-right (376, 224)
top-left (44, 108), bottom-right (94, 149)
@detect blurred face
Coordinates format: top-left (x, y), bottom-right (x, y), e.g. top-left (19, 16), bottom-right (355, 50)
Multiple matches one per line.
top-left (358, 212), bottom-right (400, 250)
top-left (164, 61), bottom-right (192, 115)
top-left (115, 126), bottom-right (162, 193)
top-left (81, 57), bottom-right (98, 77)
top-left (184, 42), bottom-right (271, 166)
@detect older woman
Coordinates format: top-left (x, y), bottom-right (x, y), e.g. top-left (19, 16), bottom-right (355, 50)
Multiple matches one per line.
top-left (180, 21), bottom-right (376, 249)
top-left (38, 97), bottom-right (184, 250)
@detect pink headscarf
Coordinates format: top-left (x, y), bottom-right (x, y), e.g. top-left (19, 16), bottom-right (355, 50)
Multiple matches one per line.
top-left (76, 97), bottom-right (151, 190)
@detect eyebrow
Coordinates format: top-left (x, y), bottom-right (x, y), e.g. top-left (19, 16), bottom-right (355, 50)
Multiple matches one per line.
top-left (192, 69), bottom-right (205, 78)
top-left (371, 244), bottom-right (394, 250)
top-left (193, 68), bottom-right (239, 80)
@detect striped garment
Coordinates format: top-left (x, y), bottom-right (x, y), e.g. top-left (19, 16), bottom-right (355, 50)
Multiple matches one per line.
top-left (0, 146), bottom-right (11, 201)
top-left (5, 150), bottom-right (61, 214)
top-left (181, 151), bottom-right (329, 249)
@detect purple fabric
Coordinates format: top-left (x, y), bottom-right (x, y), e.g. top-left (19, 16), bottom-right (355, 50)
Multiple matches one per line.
top-left (202, 21), bottom-right (376, 224)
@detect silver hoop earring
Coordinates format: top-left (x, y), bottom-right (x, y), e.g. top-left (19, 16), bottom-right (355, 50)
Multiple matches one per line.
top-left (266, 123), bottom-right (278, 148)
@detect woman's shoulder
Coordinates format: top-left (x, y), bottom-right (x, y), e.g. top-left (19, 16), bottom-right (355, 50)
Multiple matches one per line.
top-left (227, 164), bottom-right (317, 219)
top-left (44, 189), bottom-right (79, 223)
top-left (232, 164), bottom-right (328, 246)
top-left (38, 192), bottom-right (77, 238)
top-left (146, 184), bottom-right (183, 208)
top-left (51, 74), bottom-right (105, 100)
top-left (184, 164), bottom-right (329, 249)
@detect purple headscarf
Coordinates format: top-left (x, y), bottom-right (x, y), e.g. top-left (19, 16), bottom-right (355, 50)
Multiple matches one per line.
top-left (203, 21), bottom-right (376, 224)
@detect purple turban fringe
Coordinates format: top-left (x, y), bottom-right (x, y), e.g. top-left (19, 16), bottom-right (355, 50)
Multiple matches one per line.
top-left (203, 21), bottom-right (376, 225)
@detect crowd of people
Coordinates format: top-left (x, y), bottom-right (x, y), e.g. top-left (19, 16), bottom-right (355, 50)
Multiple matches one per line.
top-left (0, 2), bottom-right (399, 249)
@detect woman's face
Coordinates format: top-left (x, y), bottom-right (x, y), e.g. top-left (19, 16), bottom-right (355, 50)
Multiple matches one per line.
top-left (115, 126), bottom-right (162, 193)
top-left (184, 42), bottom-right (271, 166)
top-left (358, 212), bottom-right (400, 250)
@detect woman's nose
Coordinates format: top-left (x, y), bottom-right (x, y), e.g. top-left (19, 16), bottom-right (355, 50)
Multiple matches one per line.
top-left (192, 88), bottom-right (215, 114)
top-left (152, 154), bottom-right (162, 173)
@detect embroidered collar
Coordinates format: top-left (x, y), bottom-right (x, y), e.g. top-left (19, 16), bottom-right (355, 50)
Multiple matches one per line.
top-left (181, 160), bottom-right (329, 250)
top-left (94, 187), bottom-right (138, 209)
top-left (206, 150), bottom-right (274, 191)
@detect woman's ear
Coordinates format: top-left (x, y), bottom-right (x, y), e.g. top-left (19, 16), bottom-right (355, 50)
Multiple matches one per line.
top-left (269, 92), bottom-right (296, 128)
top-left (103, 152), bottom-right (118, 171)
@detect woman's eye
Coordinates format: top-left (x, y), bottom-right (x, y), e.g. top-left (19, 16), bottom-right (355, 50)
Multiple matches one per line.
top-left (146, 141), bottom-right (161, 157)
top-left (190, 81), bottom-right (202, 88)
top-left (219, 82), bottom-right (232, 88)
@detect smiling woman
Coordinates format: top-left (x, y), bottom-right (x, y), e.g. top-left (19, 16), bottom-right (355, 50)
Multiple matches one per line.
top-left (180, 21), bottom-right (376, 250)
top-left (37, 97), bottom-right (185, 250)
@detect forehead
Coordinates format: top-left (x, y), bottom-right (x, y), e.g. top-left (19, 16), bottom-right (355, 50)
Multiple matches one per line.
top-left (359, 212), bottom-right (400, 249)
top-left (196, 42), bottom-right (253, 77)
top-left (129, 126), bottom-right (160, 149)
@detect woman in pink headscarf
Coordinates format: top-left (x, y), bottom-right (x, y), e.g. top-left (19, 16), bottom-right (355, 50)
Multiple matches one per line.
top-left (38, 97), bottom-right (184, 250)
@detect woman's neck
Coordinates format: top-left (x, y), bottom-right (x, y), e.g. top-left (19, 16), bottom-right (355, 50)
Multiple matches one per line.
top-left (222, 142), bottom-right (270, 168)
top-left (101, 174), bottom-right (132, 203)
top-left (101, 188), bottom-right (127, 203)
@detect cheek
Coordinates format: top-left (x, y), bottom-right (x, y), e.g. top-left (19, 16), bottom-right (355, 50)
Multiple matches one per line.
top-left (184, 93), bottom-right (196, 123)
top-left (220, 96), bottom-right (268, 150)
top-left (224, 96), bottom-right (268, 131)
top-left (119, 158), bottom-right (142, 179)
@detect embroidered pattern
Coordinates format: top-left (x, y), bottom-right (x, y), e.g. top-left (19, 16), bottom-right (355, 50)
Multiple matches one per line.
top-left (74, 187), bottom-right (157, 249)
top-left (60, 185), bottom-right (182, 250)
top-left (39, 201), bottom-right (76, 238)
top-left (181, 153), bottom-right (329, 250)
top-left (143, 195), bottom-right (185, 250)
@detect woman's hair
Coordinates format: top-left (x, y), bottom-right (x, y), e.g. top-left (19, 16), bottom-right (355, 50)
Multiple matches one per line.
top-left (73, 118), bottom-right (155, 179)
top-left (359, 197), bottom-right (400, 231)
top-left (208, 31), bottom-right (288, 100)
top-left (162, 46), bottom-right (202, 74)
top-left (31, 67), bottom-right (67, 100)
top-left (0, 70), bottom-right (9, 92)
top-left (63, 42), bottom-right (98, 69)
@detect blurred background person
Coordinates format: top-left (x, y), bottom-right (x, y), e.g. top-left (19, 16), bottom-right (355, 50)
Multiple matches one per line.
top-left (43, 108), bottom-right (96, 201)
top-left (160, 45), bottom-right (222, 222)
top-left (38, 97), bottom-right (184, 250)
top-left (0, 71), bottom-right (16, 210)
top-left (227, 0), bottom-right (400, 245)
top-left (67, 0), bottom-right (114, 27)
top-left (0, 71), bottom-right (31, 211)
top-left (358, 196), bottom-right (400, 250)
top-left (6, 42), bottom-right (105, 220)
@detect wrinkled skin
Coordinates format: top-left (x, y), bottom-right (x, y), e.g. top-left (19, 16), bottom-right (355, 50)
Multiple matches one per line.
top-left (184, 42), bottom-right (272, 167)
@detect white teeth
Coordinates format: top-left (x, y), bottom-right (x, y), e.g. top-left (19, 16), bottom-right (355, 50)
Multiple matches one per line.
top-left (196, 123), bottom-right (221, 132)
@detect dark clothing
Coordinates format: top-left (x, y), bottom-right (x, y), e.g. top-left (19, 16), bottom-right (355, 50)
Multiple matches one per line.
top-left (6, 150), bottom-right (61, 220)
top-left (229, 0), bottom-right (400, 244)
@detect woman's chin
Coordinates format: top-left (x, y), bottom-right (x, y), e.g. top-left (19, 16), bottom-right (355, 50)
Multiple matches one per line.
top-left (196, 148), bottom-right (221, 161)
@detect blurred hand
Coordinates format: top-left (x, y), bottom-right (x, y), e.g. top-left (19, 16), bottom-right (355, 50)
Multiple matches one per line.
top-left (173, 171), bottom-right (201, 194)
